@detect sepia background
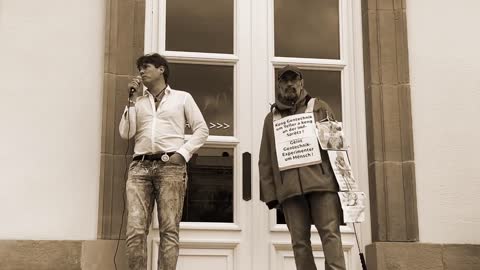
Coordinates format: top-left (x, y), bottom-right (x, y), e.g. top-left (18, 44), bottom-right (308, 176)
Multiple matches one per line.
top-left (0, 0), bottom-right (479, 269)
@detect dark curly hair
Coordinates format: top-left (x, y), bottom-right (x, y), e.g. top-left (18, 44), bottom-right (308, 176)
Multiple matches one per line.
top-left (136, 53), bottom-right (170, 83)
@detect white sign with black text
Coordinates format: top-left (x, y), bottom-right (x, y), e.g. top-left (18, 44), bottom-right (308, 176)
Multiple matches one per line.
top-left (273, 113), bottom-right (322, 171)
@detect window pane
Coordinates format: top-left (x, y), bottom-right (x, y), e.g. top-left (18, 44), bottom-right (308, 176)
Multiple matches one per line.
top-left (169, 63), bottom-right (234, 136)
top-left (182, 148), bottom-right (234, 222)
top-left (275, 68), bottom-right (342, 120)
top-left (274, 0), bottom-right (340, 59)
top-left (166, 0), bottom-right (234, 54)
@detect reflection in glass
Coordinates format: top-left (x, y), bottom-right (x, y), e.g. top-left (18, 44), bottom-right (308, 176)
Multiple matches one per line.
top-left (182, 148), bottom-right (234, 223)
top-left (274, 0), bottom-right (340, 59)
top-left (166, 0), bottom-right (234, 54)
top-left (169, 63), bottom-right (234, 136)
top-left (275, 68), bottom-right (342, 120)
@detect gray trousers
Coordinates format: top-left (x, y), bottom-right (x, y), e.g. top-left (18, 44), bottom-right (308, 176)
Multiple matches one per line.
top-left (125, 160), bottom-right (187, 270)
top-left (282, 192), bottom-right (346, 270)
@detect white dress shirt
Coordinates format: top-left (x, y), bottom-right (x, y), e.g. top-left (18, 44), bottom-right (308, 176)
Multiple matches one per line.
top-left (119, 86), bottom-right (209, 161)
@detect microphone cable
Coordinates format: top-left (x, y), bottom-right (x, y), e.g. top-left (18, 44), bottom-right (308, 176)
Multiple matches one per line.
top-left (113, 94), bottom-right (133, 270)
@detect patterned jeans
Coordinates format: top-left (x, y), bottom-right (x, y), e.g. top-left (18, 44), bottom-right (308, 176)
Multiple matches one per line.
top-left (125, 160), bottom-right (187, 270)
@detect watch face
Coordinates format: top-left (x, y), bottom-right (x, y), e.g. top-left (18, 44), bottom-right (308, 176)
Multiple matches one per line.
top-left (161, 154), bottom-right (170, 162)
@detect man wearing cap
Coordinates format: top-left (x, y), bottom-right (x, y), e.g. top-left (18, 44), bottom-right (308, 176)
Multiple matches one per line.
top-left (259, 65), bottom-right (346, 270)
top-left (119, 53), bottom-right (208, 270)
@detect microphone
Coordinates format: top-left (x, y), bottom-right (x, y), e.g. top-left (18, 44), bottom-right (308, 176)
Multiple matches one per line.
top-left (129, 76), bottom-right (142, 97)
top-left (129, 87), bottom-right (136, 97)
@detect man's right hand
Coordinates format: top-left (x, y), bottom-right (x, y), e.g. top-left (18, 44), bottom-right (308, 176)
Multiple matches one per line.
top-left (127, 76), bottom-right (142, 100)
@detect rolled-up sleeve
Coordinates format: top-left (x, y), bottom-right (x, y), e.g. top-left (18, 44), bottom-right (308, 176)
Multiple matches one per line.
top-left (119, 106), bottom-right (137, 139)
top-left (176, 93), bottom-right (209, 161)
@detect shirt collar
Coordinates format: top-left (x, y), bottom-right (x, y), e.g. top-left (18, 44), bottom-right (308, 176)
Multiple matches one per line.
top-left (144, 85), bottom-right (171, 97)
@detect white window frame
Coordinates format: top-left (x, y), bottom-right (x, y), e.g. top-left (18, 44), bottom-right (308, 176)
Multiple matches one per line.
top-left (144, 0), bottom-right (255, 235)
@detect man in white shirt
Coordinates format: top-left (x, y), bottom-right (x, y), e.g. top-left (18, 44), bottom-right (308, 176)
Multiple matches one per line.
top-left (119, 53), bottom-right (209, 270)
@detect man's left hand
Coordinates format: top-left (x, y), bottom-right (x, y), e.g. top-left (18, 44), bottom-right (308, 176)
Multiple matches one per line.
top-left (169, 153), bottom-right (186, 165)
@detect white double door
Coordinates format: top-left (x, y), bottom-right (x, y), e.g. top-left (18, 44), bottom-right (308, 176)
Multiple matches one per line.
top-left (145, 0), bottom-right (367, 269)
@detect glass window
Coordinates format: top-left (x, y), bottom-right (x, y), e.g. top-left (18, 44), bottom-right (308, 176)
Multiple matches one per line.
top-left (274, 0), bottom-right (340, 59)
top-left (275, 68), bottom-right (342, 120)
top-left (182, 148), bottom-right (234, 222)
top-left (166, 0), bottom-right (234, 54)
top-left (169, 63), bottom-right (234, 136)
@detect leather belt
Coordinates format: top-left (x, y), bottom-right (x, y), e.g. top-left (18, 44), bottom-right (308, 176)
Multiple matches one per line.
top-left (133, 152), bottom-right (175, 162)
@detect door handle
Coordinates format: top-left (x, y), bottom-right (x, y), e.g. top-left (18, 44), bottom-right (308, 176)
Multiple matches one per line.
top-left (242, 152), bottom-right (252, 201)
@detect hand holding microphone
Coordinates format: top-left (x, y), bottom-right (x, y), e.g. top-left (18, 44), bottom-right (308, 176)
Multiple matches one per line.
top-left (127, 75), bottom-right (143, 99)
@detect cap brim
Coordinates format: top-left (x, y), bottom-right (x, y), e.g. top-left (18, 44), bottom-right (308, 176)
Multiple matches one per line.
top-left (278, 70), bottom-right (302, 80)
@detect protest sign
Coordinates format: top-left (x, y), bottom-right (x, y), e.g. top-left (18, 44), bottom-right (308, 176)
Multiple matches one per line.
top-left (339, 191), bottom-right (366, 223)
top-left (273, 113), bottom-right (322, 171)
top-left (316, 121), bottom-right (347, 150)
top-left (328, 150), bottom-right (359, 191)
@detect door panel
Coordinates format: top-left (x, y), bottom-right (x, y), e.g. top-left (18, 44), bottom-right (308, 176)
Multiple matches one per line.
top-left (146, 1), bottom-right (252, 270)
top-left (145, 0), bottom-right (366, 269)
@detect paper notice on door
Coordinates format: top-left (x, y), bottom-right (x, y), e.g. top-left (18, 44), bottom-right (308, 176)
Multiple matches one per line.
top-left (328, 150), bottom-right (359, 191)
top-left (339, 191), bottom-right (366, 223)
top-left (273, 113), bottom-right (322, 171)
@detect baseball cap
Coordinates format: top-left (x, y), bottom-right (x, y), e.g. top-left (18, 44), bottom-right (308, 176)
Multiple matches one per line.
top-left (277, 65), bottom-right (303, 80)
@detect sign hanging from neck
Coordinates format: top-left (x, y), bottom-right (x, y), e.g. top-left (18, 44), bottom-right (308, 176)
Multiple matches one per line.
top-left (273, 112), bottom-right (322, 171)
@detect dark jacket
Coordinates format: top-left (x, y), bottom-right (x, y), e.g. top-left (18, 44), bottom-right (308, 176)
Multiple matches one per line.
top-left (259, 96), bottom-right (339, 209)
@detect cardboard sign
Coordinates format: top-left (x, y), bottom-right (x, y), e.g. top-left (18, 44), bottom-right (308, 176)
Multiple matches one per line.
top-left (339, 191), bottom-right (366, 223)
top-left (273, 113), bottom-right (322, 171)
